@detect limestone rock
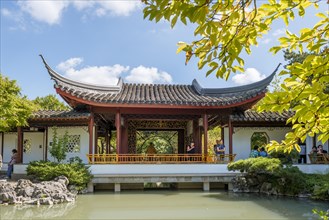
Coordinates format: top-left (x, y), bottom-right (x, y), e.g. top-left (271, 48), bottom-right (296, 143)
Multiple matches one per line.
top-left (0, 176), bottom-right (76, 205)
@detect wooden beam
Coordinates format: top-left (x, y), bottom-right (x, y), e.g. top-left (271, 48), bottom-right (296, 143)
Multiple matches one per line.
top-left (228, 118), bottom-right (233, 154)
top-left (17, 127), bottom-right (23, 163)
top-left (88, 113), bottom-right (94, 155)
top-left (203, 113), bottom-right (208, 155)
top-left (105, 129), bottom-right (110, 154)
top-left (115, 110), bottom-right (121, 154)
top-left (94, 126), bottom-right (98, 154)
top-left (193, 120), bottom-right (201, 153)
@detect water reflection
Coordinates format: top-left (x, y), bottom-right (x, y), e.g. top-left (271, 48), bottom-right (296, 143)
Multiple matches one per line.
top-left (1, 202), bottom-right (76, 220)
top-left (1, 191), bottom-right (327, 220)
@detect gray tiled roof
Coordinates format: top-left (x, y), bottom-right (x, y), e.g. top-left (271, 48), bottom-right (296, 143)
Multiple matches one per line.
top-left (231, 110), bottom-right (294, 122)
top-left (40, 55), bottom-right (280, 107)
top-left (31, 110), bottom-right (90, 120)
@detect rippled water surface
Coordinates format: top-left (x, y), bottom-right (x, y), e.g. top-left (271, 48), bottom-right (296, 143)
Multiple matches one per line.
top-left (1, 191), bottom-right (328, 220)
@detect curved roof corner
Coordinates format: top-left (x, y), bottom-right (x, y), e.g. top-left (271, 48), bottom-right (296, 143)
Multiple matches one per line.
top-left (192, 63), bottom-right (281, 96)
top-left (39, 55), bottom-right (123, 93)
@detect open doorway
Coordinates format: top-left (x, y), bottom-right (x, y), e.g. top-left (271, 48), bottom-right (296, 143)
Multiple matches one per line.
top-left (136, 130), bottom-right (179, 154)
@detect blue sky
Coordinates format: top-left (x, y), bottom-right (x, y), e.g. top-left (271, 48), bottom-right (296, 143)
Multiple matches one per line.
top-left (0, 0), bottom-right (328, 100)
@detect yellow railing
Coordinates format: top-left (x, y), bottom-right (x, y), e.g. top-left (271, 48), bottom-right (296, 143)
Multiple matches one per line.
top-left (86, 154), bottom-right (236, 164)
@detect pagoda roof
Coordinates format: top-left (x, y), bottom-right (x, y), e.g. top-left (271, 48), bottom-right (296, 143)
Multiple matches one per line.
top-left (40, 55), bottom-right (280, 108)
top-left (231, 110), bottom-right (294, 122)
top-left (29, 109), bottom-right (293, 123)
top-left (30, 110), bottom-right (90, 121)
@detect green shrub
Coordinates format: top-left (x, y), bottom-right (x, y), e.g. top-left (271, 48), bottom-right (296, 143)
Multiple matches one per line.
top-left (228, 158), bottom-right (329, 199)
top-left (268, 148), bottom-right (299, 164)
top-left (228, 157), bottom-right (283, 174)
top-left (276, 165), bottom-right (307, 195)
top-left (27, 160), bottom-right (93, 191)
top-left (49, 127), bottom-right (69, 163)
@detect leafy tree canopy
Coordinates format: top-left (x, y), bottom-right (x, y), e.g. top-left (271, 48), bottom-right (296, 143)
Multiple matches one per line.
top-left (33, 94), bottom-right (71, 111)
top-left (0, 74), bottom-right (36, 132)
top-left (143, 0), bottom-right (329, 153)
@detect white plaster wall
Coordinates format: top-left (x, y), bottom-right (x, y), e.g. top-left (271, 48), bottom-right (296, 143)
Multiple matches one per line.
top-left (232, 127), bottom-right (291, 160)
top-left (23, 132), bottom-right (44, 164)
top-left (3, 133), bottom-right (17, 163)
top-left (90, 164), bottom-right (234, 175)
top-left (13, 164), bottom-right (329, 175)
top-left (47, 126), bottom-right (89, 164)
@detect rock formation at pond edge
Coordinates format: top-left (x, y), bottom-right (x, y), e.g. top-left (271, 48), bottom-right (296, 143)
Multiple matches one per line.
top-left (0, 176), bottom-right (76, 205)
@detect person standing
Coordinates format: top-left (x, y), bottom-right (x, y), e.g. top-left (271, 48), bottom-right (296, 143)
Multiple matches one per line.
top-left (7, 149), bottom-right (18, 179)
top-left (214, 139), bottom-right (225, 162)
top-left (187, 142), bottom-right (195, 154)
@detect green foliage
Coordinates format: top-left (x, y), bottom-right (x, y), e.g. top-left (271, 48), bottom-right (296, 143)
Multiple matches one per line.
top-left (33, 94), bottom-right (71, 111)
top-left (136, 130), bottom-right (178, 154)
top-left (27, 160), bottom-right (93, 191)
top-left (49, 127), bottom-right (69, 163)
top-left (229, 158), bottom-right (329, 198)
top-left (207, 126), bottom-right (221, 155)
top-left (313, 208), bottom-right (329, 220)
top-left (268, 147), bottom-right (299, 164)
top-left (0, 74), bottom-right (36, 132)
top-left (228, 157), bottom-right (283, 174)
top-left (277, 165), bottom-right (307, 195)
top-left (143, 0), bottom-right (329, 154)
top-left (250, 132), bottom-right (268, 150)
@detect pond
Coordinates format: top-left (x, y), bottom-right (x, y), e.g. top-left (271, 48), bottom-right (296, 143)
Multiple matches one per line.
top-left (1, 191), bottom-right (328, 220)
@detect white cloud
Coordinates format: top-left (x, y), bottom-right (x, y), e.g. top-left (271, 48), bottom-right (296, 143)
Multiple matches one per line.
top-left (18, 1), bottom-right (69, 25)
top-left (56, 58), bottom-right (173, 85)
top-left (71, 1), bottom-right (95, 11)
top-left (57, 57), bottom-right (83, 72)
top-left (1, 8), bottom-right (27, 31)
top-left (96, 1), bottom-right (141, 17)
top-left (1, 8), bottom-right (12, 17)
top-left (57, 58), bottom-right (129, 86)
top-left (12, 0), bottom-right (141, 26)
top-left (272, 28), bottom-right (285, 36)
top-left (126, 66), bottom-right (173, 84)
top-left (232, 68), bottom-right (266, 85)
top-left (259, 38), bottom-right (271, 44)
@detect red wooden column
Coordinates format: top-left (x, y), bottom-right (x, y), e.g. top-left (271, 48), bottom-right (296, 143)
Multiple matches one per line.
top-left (17, 127), bottom-right (23, 163)
top-left (121, 118), bottom-right (129, 154)
top-left (228, 118), bottom-right (233, 154)
top-left (203, 113), bottom-right (208, 155)
top-left (94, 126), bottom-right (98, 154)
top-left (193, 120), bottom-right (201, 153)
top-left (221, 125), bottom-right (224, 141)
top-left (88, 113), bottom-right (94, 155)
top-left (115, 110), bottom-right (121, 154)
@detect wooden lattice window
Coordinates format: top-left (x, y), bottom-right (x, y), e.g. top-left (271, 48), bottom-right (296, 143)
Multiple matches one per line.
top-left (23, 138), bottom-right (32, 154)
top-left (67, 135), bottom-right (81, 153)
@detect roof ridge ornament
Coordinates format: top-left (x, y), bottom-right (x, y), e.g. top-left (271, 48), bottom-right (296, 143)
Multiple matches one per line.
top-left (39, 55), bottom-right (123, 93)
top-left (192, 63), bottom-right (281, 96)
